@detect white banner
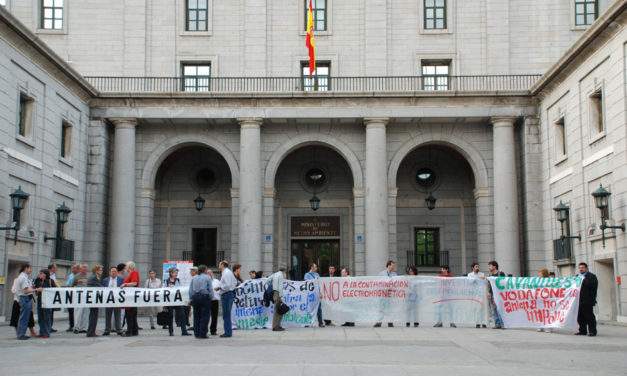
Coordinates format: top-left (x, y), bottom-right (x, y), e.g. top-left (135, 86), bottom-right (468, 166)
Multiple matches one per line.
top-left (233, 278), bottom-right (319, 329)
top-left (42, 287), bottom-right (189, 308)
top-left (488, 276), bottom-right (582, 329)
top-left (320, 276), bottom-right (489, 325)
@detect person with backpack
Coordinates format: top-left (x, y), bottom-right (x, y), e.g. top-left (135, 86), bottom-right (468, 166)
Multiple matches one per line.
top-left (304, 263), bottom-right (324, 327)
top-left (487, 260), bottom-right (506, 329)
top-left (164, 267), bottom-right (190, 336)
top-left (270, 267), bottom-right (287, 331)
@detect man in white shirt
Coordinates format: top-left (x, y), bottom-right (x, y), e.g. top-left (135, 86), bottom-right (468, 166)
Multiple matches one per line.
top-left (207, 269), bottom-right (221, 336)
top-left (374, 260), bottom-right (397, 328)
top-left (467, 262), bottom-right (487, 328)
top-left (216, 261), bottom-right (238, 337)
top-left (270, 267), bottom-right (286, 331)
top-left (47, 263), bottom-right (58, 333)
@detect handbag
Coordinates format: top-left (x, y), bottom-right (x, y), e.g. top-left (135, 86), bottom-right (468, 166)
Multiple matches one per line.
top-left (157, 310), bottom-right (169, 326)
top-left (277, 302), bottom-right (290, 315)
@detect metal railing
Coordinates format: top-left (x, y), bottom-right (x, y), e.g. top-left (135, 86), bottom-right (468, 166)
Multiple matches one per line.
top-left (406, 250), bottom-right (450, 268)
top-left (85, 75), bottom-right (541, 94)
top-left (181, 250), bottom-right (225, 267)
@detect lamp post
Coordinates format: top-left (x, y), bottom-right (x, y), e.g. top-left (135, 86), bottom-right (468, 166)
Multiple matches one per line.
top-left (0, 186), bottom-right (30, 244)
top-left (44, 202), bottom-right (72, 259)
top-left (309, 195), bottom-right (321, 211)
top-left (425, 192), bottom-right (437, 211)
top-left (194, 195), bottom-right (205, 212)
top-left (592, 185), bottom-right (625, 248)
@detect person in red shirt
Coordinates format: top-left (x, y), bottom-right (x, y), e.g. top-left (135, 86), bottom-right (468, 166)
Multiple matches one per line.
top-left (121, 261), bottom-right (140, 337)
top-left (434, 265), bottom-right (456, 328)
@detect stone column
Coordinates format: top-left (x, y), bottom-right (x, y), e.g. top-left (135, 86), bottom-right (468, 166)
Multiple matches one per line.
top-left (109, 118), bottom-right (137, 265)
top-left (238, 118), bottom-right (263, 271)
top-left (491, 117), bottom-right (520, 275)
top-left (364, 118), bottom-right (389, 275)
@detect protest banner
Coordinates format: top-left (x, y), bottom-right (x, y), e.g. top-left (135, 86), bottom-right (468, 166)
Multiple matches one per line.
top-left (42, 287), bottom-right (189, 308)
top-left (232, 278), bottom-right (319, 329)
top-left (319, 276), bottom-right (489, 326)
top-left (488, 276), bottom-right (582, 329)
top-left (162, 261), bottom-right (194, 286)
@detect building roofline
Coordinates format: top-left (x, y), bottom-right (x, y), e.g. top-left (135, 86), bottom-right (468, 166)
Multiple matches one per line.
top-left (531, 0), bottom-right (627, 95)
top-left (0, 6), bottom-right (98, 97)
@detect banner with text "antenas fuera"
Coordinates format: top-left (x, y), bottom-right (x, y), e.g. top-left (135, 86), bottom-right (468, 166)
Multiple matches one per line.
top-left (42, 287), bottom-right (189, 308)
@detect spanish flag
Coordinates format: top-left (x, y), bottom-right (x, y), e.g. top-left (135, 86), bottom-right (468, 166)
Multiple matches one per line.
top-left (305, 0), bottom-right (316, 76)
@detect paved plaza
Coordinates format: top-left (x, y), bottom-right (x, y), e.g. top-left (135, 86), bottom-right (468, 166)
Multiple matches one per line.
top-left (1, 318), bottom-right (626, 376)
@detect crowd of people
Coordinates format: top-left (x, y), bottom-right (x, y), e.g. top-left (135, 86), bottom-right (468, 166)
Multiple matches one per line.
top-left (9, 258), bottom-right (598, 340)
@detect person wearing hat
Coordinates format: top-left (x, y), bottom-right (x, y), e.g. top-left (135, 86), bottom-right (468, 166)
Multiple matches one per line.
top-left (164, 267), bottom-right (190, 336)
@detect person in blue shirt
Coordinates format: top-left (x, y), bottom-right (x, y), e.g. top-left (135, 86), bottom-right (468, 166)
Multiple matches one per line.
top-left (304, 263), bottom-right (324, 327)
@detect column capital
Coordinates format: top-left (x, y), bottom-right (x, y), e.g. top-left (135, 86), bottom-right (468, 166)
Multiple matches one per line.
top-left (139, 188), bottom-right (155, 200)
top-left (109, 118), bottom-right (138, 128)
top-left (473, 187), bottom-right (490, 199)
top-left (353, 188), bottom-right (365, 198)
top-left (490, 116), bottom-right (517, 128)
top-left (363, 117), bottom-right (389, 128)
top-left (237, 117), bottom-right (263, 129)
top-left (230, 188), bottom-right (240, 199)
top-left (263, 187), bottom-right (276, 198)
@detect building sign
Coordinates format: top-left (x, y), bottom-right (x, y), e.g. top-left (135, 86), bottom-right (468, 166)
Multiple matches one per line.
top-left (291, 216), bottom-right (340, 237)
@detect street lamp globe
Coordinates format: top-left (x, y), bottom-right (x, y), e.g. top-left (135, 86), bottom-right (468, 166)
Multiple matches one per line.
top-left (10, 186), bottom-right (29, 211)
top-left (591, 184), bottom-right (610, 212)
top-left (425, 192), bottom-right (437, 211)
top-left (56, 202), bottom-right (72, 224)
top-left (194, 195), bottom-right (205, 211)
top-left (552, 201), bottom-right (569, 223)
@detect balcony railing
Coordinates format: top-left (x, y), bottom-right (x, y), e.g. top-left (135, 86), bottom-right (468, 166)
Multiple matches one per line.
top-left (85, 75), bottom-right (541, 94)
top-left (406, 250), bottom-right (450, 268)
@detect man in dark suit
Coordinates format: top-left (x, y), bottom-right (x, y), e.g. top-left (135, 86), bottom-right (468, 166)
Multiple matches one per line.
top-left (576, 262), bottom-right (598, 337)
top-left (86, 265), bottom-right (103, 337)
top-left (102, 266), bottom-right (124, 336)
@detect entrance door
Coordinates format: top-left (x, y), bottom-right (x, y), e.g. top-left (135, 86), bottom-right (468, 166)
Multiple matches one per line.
top-left (191, 228), bottom-right (217, 267)
top-left (290, 240), bottom-right (340, 280)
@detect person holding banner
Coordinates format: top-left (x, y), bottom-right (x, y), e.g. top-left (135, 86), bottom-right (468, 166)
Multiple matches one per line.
top-left (339, 267), bottom-right (355, 327)
top-left (121, 261), bottom-right (140, 337)
top-left (467, 262), bottom-right (487, 328)
top-left (434, 265), bottom-right (456, 328)
top-left (405, 266), bottom-right (420, 328)
top-left (33, 269), bottom-right (53, 338)
top-left (64, 264), bottom-right (78, 332)
top-left (86, 264), bottom-right (104, 337)
top-left (144, 270), bottom-right (162, 330)
top-left (102, 266), bottom-right (124, 336)
top-left (164, 267), bottom-right (191, 337)
top-left (72, 264), bottom-right (90, 334)
top-left (304, 263), bottom-right (324, 328)
top-left (576, 262), bottom-right (598, 337)
top-left (487, 261), bottom-right (506, 329)
top-left (217, 261), bottom-right (238, 338)
top-left (374, 260), bottom-right (398, 328)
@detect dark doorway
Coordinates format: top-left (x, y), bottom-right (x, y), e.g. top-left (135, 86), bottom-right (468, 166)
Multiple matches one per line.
top-left (191, 228), bottom-right (217, 267)
top-left (290, 240), bottom-right (340, 280)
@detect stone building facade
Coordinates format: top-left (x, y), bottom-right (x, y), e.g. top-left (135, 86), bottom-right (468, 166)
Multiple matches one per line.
top-left (0, 1), bottom-right (625, 323)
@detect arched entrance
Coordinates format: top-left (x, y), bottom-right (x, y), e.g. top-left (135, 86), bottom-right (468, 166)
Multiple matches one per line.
top-left (151, 145), bottom-right (233, 269)
top-left (394, 144), bottom-right (476, 275)
top-left (273, 145), bottom-right (355, 280)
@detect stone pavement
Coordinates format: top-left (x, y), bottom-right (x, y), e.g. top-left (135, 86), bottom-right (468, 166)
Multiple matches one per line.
top-left (1, 318), bottom-right (626, 376)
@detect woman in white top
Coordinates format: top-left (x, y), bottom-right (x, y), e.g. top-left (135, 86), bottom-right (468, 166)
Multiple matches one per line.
top-left (144, 270), bottom-right (162, 330)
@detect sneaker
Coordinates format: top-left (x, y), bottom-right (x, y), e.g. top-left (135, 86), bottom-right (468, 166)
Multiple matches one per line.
top-left (450, 323), bottom-right (457, 328)
top-left (220, 334), bottom-right (232, 337)
top-left (493, 325), bottom-right (503, 329)
top-left (66, 328), bottom-right (74, 332)
top-left (102, 332), bottom-right (110, 336)
top-left (373, 323), bottom-right (382, 328)
top-left (18, 336), bottom-right (30, 340)
top-left (51, 329), bottom-right (58, 333)
top-left (433, 323), bottom-right (443, 328)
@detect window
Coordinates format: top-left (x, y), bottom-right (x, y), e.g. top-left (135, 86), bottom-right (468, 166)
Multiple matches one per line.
top-left (186, 0), bottom-right (208, 31)
top-left (421, 60), bottom-right (449, 90)
top-left (18, 93), bottom-right (34, 138)
top-left (60, 121), bottom-right (72, 158)
top-left (181, 63), bottom-right (211, 92)
top-left (302, 62), bottom-right (330, 91)
top-left (414, 228), bottom-right (440, 267)
top-left (304, 0), bottom-right (327, 32)
top-left (41, 0), bottom-right (64, 30)
top-left (575, 0), bottom-right (597, 26)
top-left (589, 89), bottom-right (604, 134)
top-left (424, 0), bottom-right (446, 30)
top-left (555, 116), bottom-right (566, 158)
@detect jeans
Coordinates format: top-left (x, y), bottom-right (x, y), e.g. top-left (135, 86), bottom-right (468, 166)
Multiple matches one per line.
top-left (316, 304), bottom-right (323, 326)
top-left (192, 294), bottom-right (211, 337)
top-left (209, 300), bottom-right (219, 335)
top-left (17, 296), bottom-right (33, 338)
top-left (492, 303), bottom-right (503, 327)
top-left (37, 305), bottom-right (52, 337)
top-left (221, 290), bottom-right (235, 337)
